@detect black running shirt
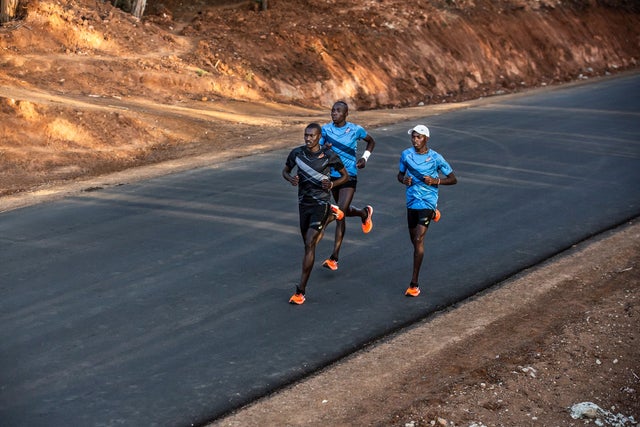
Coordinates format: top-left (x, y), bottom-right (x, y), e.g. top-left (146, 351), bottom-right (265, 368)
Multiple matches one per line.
top-left (285, 146), bottom-right (344, 205)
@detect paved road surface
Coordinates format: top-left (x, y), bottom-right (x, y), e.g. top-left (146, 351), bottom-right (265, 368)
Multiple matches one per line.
top-left (1, 74), bottom-right (639, 426)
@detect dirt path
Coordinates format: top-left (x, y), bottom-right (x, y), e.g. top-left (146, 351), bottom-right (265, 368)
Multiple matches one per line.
top-left (0, 85), bottom-right (320, 124)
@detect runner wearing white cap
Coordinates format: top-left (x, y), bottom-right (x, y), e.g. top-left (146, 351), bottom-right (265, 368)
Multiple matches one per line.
top-left (398, 124), bottom-right (457, 297)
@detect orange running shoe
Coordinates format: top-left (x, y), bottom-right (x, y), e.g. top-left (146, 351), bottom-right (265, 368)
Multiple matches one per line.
top-left (362, 205), bottom-right (374, 233)
top-left (322, 258), bottom-right (338, 271)
top-left (433, 208), bottom-right (441, 223)
top-left (289, 293), bottom-right (306, 305)
top-left (330, 204), bottom-right (344, 220)
top-left (405, 286), bottom-right (421, 297)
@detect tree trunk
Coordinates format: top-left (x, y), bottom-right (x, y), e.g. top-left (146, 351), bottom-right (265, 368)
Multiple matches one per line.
top-left (1, 0), bottom-right (19, 23)
top-left (131, 0), bottom-right (146, 19)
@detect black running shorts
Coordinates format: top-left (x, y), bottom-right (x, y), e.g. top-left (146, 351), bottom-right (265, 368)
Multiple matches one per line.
top-left (407, 208), bottom-right (435, 228)
top-left (330, 175), bottom-right (357, 190)
top-left (299, 202), bottom-right (331, 233)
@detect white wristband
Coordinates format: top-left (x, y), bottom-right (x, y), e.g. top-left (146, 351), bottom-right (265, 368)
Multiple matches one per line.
top-left (362, 150), bottom-right (371, 161)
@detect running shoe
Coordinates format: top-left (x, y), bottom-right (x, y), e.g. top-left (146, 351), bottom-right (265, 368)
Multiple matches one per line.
top-left (405, 286), bottom-right (421, 297)
top-left (362, 205), bottom-right (374, 233)
top-left (330, 204), bottom-right (344, 220)
top-left (289, 293), bottom-right (306, 305)
top-left (322, 258), bottom-right (338, 271)
top-left (432, 208), bottom-right (441, 223)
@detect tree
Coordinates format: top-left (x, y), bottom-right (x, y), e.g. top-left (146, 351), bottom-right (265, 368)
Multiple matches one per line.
top-left (0, 0), bottom-right (19, 23)
top-left (131, 0), bottom-right (146, 19)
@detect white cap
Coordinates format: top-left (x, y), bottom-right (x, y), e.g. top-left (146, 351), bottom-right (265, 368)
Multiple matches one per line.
top-left (408, 125), bottom-right (430, 137)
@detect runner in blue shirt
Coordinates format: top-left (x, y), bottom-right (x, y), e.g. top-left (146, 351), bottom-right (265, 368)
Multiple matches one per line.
top-left (398, 124), bottom-right (457, 297)
top-left (320, 101), bottom-right (376, 272)
top-left (283, 123), bottom-right (349, 305)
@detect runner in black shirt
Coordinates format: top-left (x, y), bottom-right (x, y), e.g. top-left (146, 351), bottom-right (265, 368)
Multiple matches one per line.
top-left (283, 123), bottom-right (348, 304)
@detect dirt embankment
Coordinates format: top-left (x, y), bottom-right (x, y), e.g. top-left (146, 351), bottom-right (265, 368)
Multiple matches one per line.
top-left (0, 0), bottom-right (639, 200)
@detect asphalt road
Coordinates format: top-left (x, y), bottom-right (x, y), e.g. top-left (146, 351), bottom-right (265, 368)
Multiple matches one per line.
top-left (1, 74), bottom-right (639, 427)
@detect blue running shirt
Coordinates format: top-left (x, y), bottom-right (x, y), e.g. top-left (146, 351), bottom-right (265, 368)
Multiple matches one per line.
top-left (399, 147), bottom-right (453, 210)
top-left (321, 122), bottom-right (368, 178)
